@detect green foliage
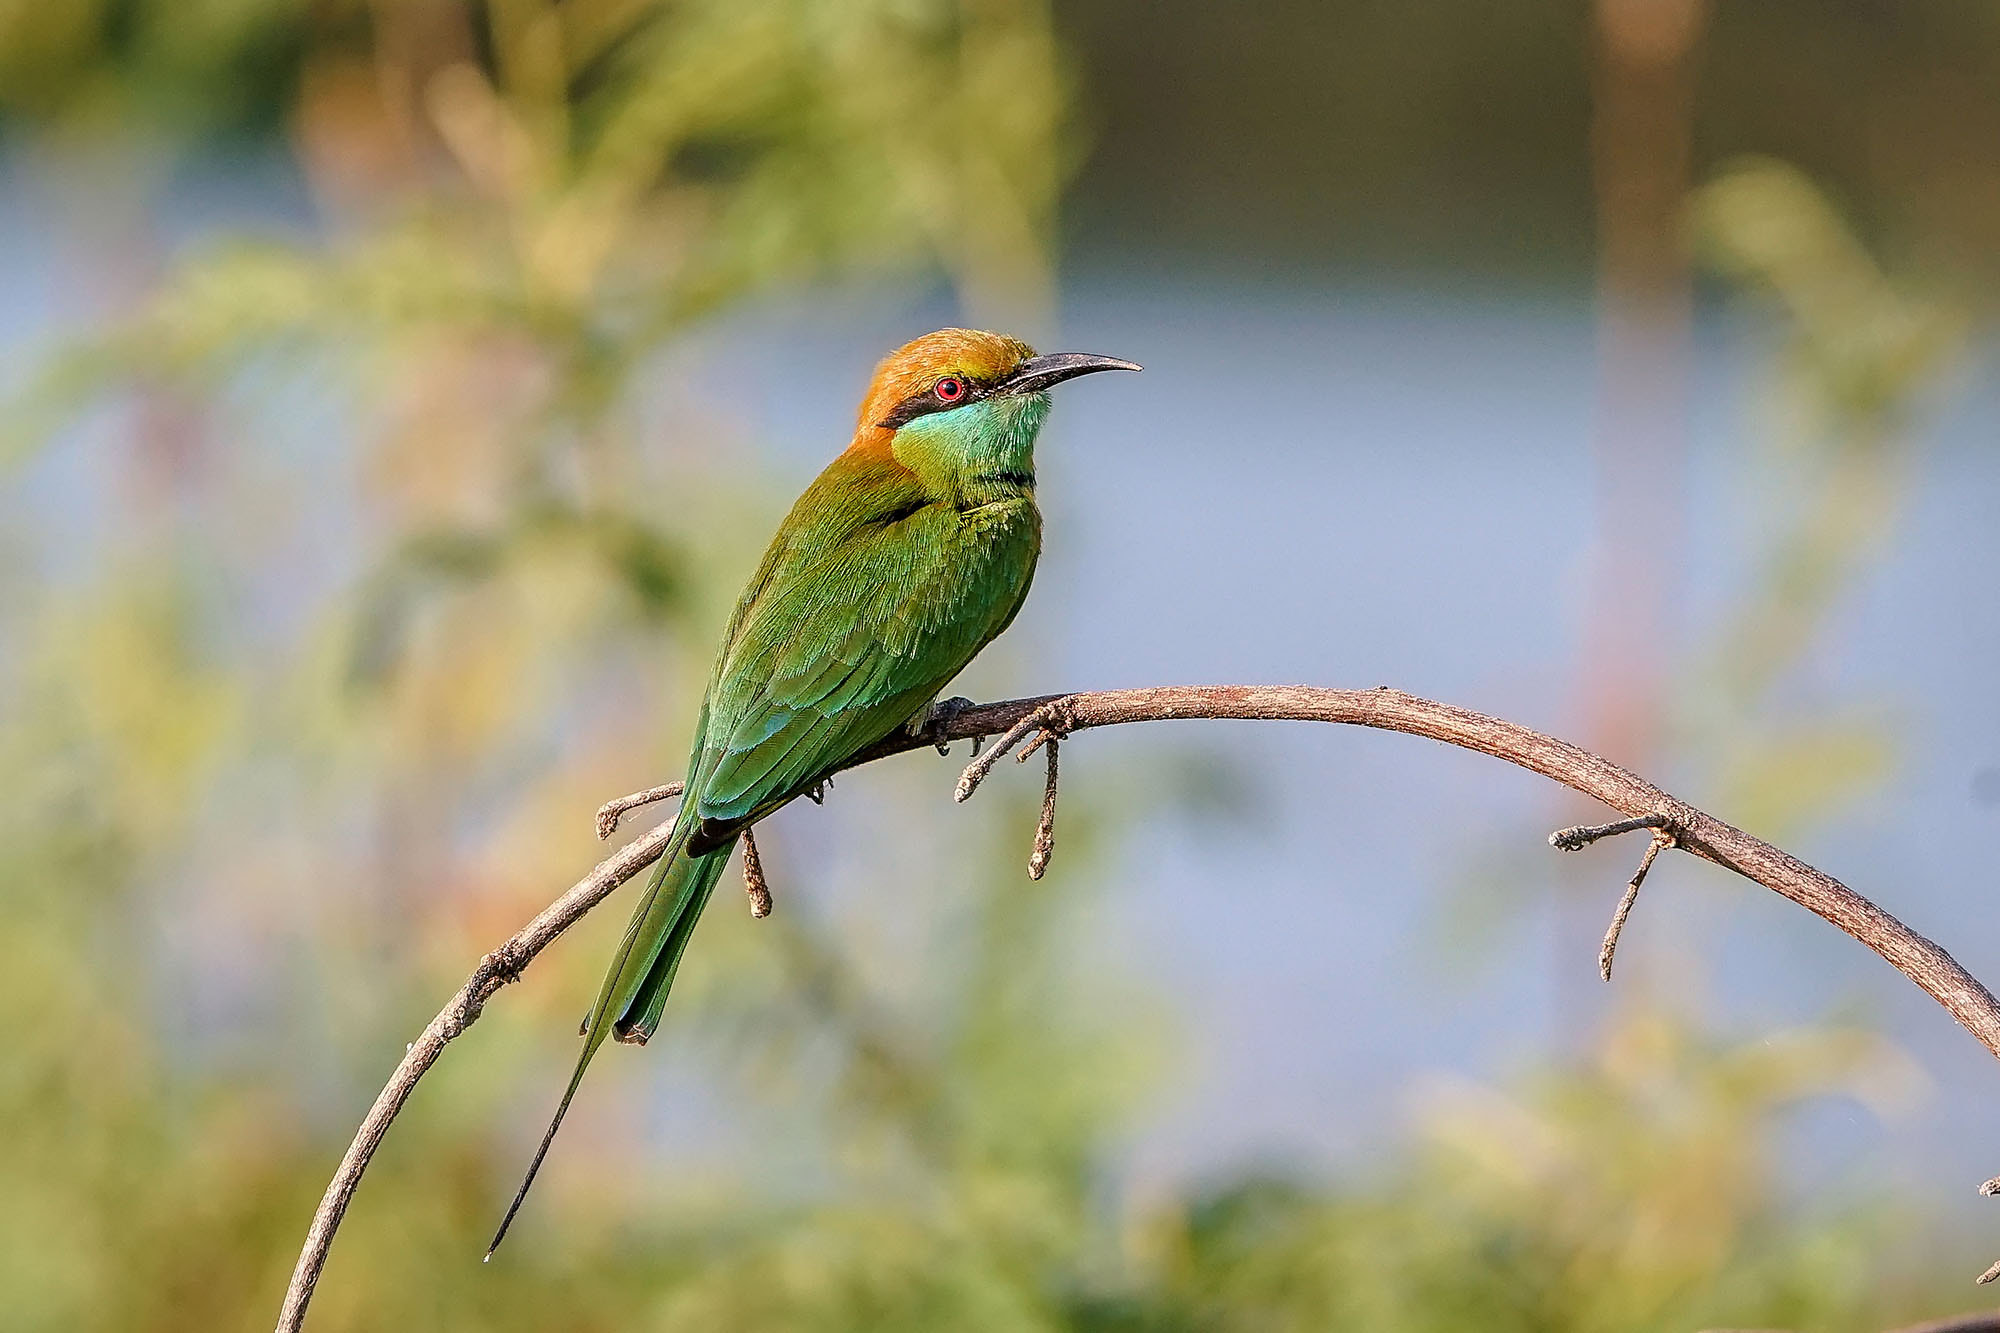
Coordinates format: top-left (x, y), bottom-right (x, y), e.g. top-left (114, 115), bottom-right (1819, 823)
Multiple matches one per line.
top-left (1149, 1014), bottom-right (1936, 1333)
top-left (1689, 159), bottom-right (1967, 835)
top-left (0, 0), bottom-right (310, 134)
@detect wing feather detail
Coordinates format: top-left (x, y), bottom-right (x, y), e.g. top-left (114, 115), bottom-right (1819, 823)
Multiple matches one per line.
top-left (681, 452), bottom-right (1039, 831)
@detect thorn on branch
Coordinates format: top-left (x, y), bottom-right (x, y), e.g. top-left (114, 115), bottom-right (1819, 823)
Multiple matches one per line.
top-left (596, 781), bottom-right (686, 840)
top-left (955, 697), bottom-right (1077, 803)
top-left (458, 942), bottom-right (532, 1028)
top-left (1028, 738), bottom-right (1060, 880)
top-left (740, 828), bottom-right (773, 918)
top-left (470, 940), bottom-right (529, 990)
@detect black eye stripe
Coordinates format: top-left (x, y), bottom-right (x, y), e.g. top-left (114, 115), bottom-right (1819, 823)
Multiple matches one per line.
top-left (877, 375), bottom-right (993, 428)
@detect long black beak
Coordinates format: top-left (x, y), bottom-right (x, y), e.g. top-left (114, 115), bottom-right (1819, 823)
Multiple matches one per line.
top-left (998, 351), bottom-right (1142, 397)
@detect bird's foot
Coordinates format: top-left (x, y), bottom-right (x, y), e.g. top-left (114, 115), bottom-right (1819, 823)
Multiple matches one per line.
top-left (921, 695), bottom-right (980, 754)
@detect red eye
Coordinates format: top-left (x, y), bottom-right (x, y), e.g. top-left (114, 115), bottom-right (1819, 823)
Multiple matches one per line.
top-left (932, 376), bottom-right (967, 403)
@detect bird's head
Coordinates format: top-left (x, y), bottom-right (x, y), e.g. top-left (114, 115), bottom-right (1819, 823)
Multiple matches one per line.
top-left (854, 328), bottom-right (1138, 480)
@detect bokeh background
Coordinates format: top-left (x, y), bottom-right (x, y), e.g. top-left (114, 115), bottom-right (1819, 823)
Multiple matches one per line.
top-left (4, 2), bottom-right (2000, 1329)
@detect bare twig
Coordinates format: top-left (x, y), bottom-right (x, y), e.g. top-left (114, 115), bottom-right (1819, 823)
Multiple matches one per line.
top-left (1027, 737), bottom-right (1060, 880)
top-left (275, 814), bottom-right (679, 1332)
top-left (1551, 812), bottom-right (1679, 979)
top-left (953, 696), bottom-right (1075, 802)
top-left (1596, 828), bottom-right (1674, 981)
top-left (740, 828), bottom-right (773, 918)
top-left (1550, 811), bottom-right (1672, 851)
top-left (280, 684), bottom-right (2000, 1329)
top-left (595, 781), bottom-right (685, 840)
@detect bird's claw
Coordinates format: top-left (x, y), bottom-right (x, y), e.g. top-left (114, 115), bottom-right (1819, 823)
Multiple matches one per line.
top-left (925, 695), bottom-right (978, 754)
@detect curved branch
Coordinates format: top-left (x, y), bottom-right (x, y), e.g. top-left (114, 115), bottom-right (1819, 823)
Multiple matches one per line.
top-left (274, 782), bottom-right (682, 1332)
top-left (277, 686), bottom-right (2000, 1330)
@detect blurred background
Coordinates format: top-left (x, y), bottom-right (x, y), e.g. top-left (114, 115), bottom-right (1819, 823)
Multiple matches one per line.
top-left (3, 1), bottom-right (1999, 1328)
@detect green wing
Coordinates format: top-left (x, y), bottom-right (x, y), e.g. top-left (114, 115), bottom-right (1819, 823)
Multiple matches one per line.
top-left (689, 463), bottom-right (1040, 831)
top-left (613, 456), bottom-right (1039, 1026)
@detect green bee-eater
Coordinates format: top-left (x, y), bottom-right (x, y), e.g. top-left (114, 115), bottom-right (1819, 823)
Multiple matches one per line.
top-left (489, 328), bottom-right (1139, 1252)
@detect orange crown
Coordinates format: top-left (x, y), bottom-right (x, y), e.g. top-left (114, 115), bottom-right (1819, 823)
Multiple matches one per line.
top-left (854, 328), bottom-right (1035, 433)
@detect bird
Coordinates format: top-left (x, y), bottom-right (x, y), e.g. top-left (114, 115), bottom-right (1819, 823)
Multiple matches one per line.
top-left (487, 327), bottom-right (1139, 1255)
